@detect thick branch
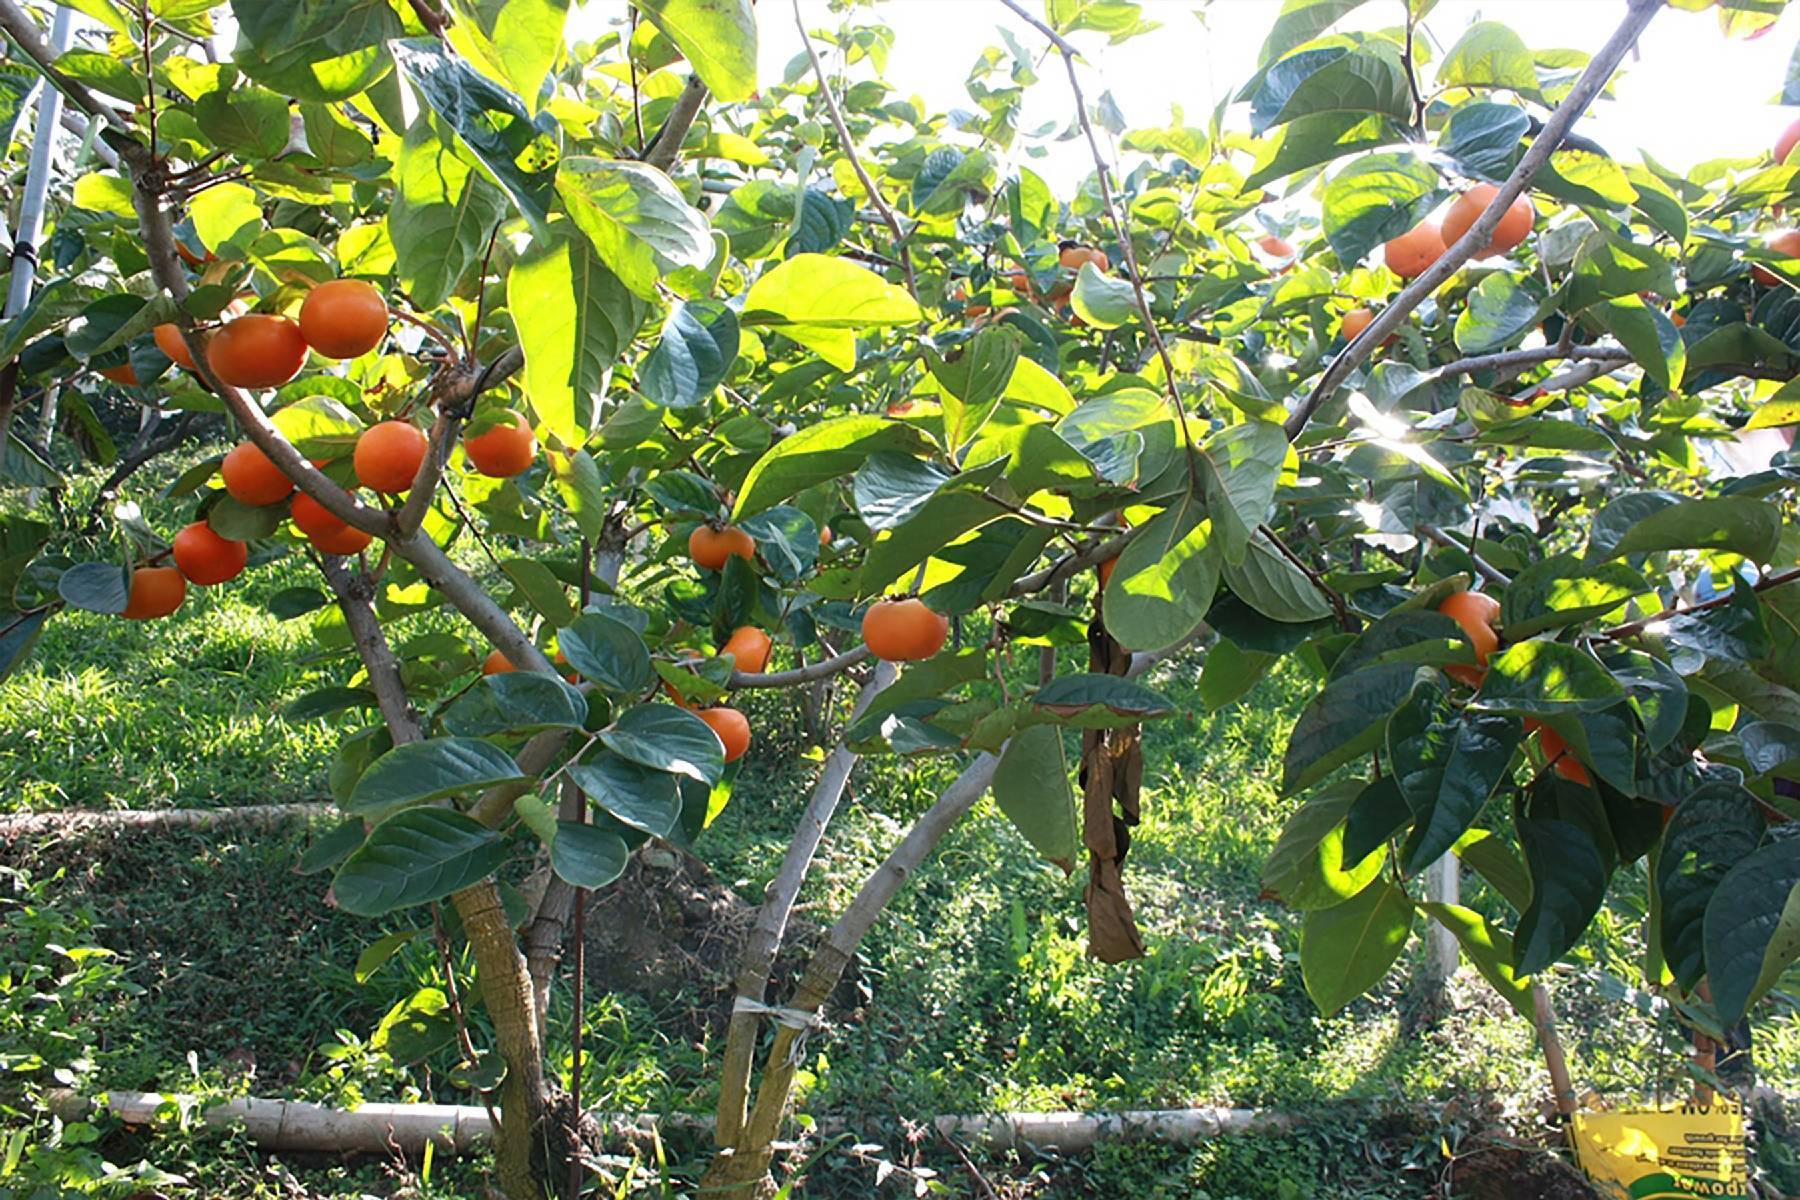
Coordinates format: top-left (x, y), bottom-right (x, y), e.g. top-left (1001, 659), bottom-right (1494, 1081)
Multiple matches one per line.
top-left (319, 557), bottom-right (421, 740)
top-left (729, 644), bottom-right (869, 689)
top-left (643, 75), bottom-right (707, 171)
top-left (0, 0), bottom-right (118, 124)
top-left (393, 411), bottom-right (456, 538)
top-left (1431, 343), bottom-right (1632, 384)
top-left (792, 0), bottom-right (916, 300)
top-left (1283, 0), bottom-right (1662, 440)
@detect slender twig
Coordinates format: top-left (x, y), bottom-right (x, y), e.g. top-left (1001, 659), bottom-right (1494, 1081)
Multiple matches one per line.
top-left (392, 307), bottom-right (463, 358)
top-left (1283, 0), bottom-right (1663, 440)
top-left (1595, 568), bottom-right (1800, 642)
top-left (998, 0), bottom-right (1199, 481)
top-left (137, 0), bottom-right (156, 157)
top-left (1258, 524), bottom-right (1349, 630)
top-left (628, 9), bottom-right (646, 155)
top-left (432, 905), bottom-right (503, 1136)
top-left (729, 644), bottom-right (870, 689)
top-left (793, 0), bottom-right (916, 300)
top-left (1431, 343), bottom-right (1632, 383)
top-left (406, 0), bottom-right (448, 35)
top-left (393, 411), bottom-right (456, 538)
top-left (1418, 523), bottom-right (1510, 588)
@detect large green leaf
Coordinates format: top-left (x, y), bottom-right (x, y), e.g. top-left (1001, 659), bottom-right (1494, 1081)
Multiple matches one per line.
top-left (1704, 837), bottom-right (1800, 1024)
top-left (1657, 783), bottom-right (1765, 992)
top-left (1262, 778), bottom-right (1385, 910)
top-left (391, 38), bottom-right (559, 230)
top-left (1514, 818), bottom-right (1608, 974)
top-left (1031, 674), bottom-right (1173, 727)
top-left (1453, 272), bottom-right (1543, 354)
top-left (509, 223), bottom-right (650, 447)
top-left (1256, 0), bottom-right (1370, 65)
top-left (1069, 263), bottom-right (1136, 330)
top-left (567, 752), bottom-right (682, 837)
top-left (1501, 556), bottom-right (1646, 638)
top-left (333, 808), bottom-right (506, 917)
top-left (1321, 152), bottom-right (1440, 269)
top-left (600, 704), bottom-right (726, 784)
top-left (1223, 530), bottom-right (1334, 624)
top-left (740, 254), bottom-right (921, 369)
top-left (559, 610), bottom-right (653, 695)
top-left (1608, 497), bottom-right (1783, 564)
top-left (550, 820), bottom-right (631, 889)
top-left (636, 0), bottom-right (757, 101)
top-left (557, 158), bottom-right (713, 299)
top-left (1419, 901), bottom-right (1534, 1017)
top-left (1402, 712), bottom-right (1521, 873)
top-left (1101, 504), bottom-right (1221, 653)
top-left (346, 737), bottom-right (530, 815)
top-left (1592, 297), bottom-right (1684, 390)
top-left (992, 725), bottom-right (1077, 873)
top-left (445, 0), bottom-right (570, 114)
top-left (640, 301), bottom-right (738, 409)
top-left (735, 415), bottom-right (928, 519)
top-left (231, 0), bottom-right (400, 101)
top-left (1249, 43), bottom-right (1411, 136)
top-left (389, 114), bottom-right (509, 310)
top-left (372, 986), bottom-right (456, 1062)
top-left (1282, 661), bottom-right (1423, 794)
top-left (1301, 878), bottom-right (1414, 1015)
top-left (1474, 640), bottom-right (1625, 715)
top-left (1197, 421), bottom-right (1287, 564)
top-left (1437, 21), bottom-right (1537, 92)
top-left (928, 325), bottom-right (1022, 451)
top-left (443, 673), bottom-right (588, 737)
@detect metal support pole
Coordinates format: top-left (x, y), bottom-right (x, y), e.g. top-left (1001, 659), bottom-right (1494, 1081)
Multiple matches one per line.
top-left (7, 5), bottom-right (75, 318)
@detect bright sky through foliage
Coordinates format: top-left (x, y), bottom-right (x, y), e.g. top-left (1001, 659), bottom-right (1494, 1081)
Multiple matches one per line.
top-left (577, 0), bottom-right (1800, 188)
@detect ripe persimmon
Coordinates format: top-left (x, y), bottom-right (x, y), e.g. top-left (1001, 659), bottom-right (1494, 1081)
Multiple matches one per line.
top-left (220, 441), bottom-right (294, 506)
top-left (689, 524), bottom-right (755, 570)
top-left (298, 279), bottom-right (388, 360)
top-left (1007, 270), bottom-right (1034, 296)
top-left (862, 596), bottom-right (948, 662)
top-left (308, 523), bottom-right (373, 556)
top-left (1441, 185), bottom-right (1535, 258)
top-left (1384, 221), bottom-right (1445, 278)
top-left (207, 313), bottom-right (309, 389)
top-left (697, 705), bottom-right (751, 763)
top-left (290, 491), bottom-right (348, 540)
top-left (463, 410), bottom-right (537, 478)
top-left (97, 362), bottom-right (138, 386)
top-left (1529, 721), bottom-right (1592, 786)
top-left (1098, 555), bottom-right (1118, 589)
top-left (483, 649), bottom-right (515, 676)
top-left (1444, 663), bottom-right (1487, 690)
top-left (1438, 589), bottom-right (1501, 668)
top-left (172, 521), bottom-right (247, 586)
top-left (820, 526), bottom-right (834, 546)
top-left (1060, 245), bottom-right (1109, 272)
top-left (353, 421), bottom-right (428, 494)
top-left (722, 625), bottom-right (773, 674)
top-left (1341, 307), bottom-right (1375, 341)
top-left (122, 566), bottom-right (186, 619)
top-left (1258, 234), bottom-right (1295, 259)
top-left (154, 323), bottom-right (199, 370)
top-left (1778, 114), bottom-right (1800, 164)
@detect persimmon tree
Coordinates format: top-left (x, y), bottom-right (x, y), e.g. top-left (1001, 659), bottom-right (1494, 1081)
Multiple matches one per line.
top-left (1, 0), bottom-right (1799, 1196)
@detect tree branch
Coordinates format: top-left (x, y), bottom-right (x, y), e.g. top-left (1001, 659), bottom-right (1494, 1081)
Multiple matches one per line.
top-left (642, 75), bottom-right (707, 172)
top-left (1283, 0), bottom-right (1663, 441)
top-left (729, 644), bottom-right (870, 689)
top-left (792, 0), bottom-right (917, 300)
top-left (1418, 523), bottom-right (1510, 588)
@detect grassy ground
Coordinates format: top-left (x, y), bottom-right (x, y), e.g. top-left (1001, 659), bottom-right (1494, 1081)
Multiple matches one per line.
top-left (3, 471), bottom-right (1796, 1197)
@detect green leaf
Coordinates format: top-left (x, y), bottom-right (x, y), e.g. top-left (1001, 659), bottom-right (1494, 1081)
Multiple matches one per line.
top-left (1453, 273), bottom-right (1543, 354)
top-left (1437, 21), bottom-right (1537, 91)
top-left (550, 821), bottom-right (631, 888)
top-left (373, 987), bottom-right (456, 1062)
top-left (640, 301), bottom-right (738, 409)
top-left (1454, 828), bottom-right (1533, 913)
top-left (391, 38), bottom-right (559, 230)
top-left (1301, 878), bottom-right (1414, 1015)
top-left (1199, 637), bottom-right (1276, 711)
top-left (1656, 783), bottom-right (1764, 992)
top-left (1443, 101), bottom-right (1529, 180)
top-left (190, 182), bottom-right (263, 257)
top-left (740, 254), bottom-right (920, 370)
top-left (443, 673), bottom-right (588, 737)
top-left (735, 415), bottom-right (927, 519)
top-left (636, 0), bottom-right (757, 101)
top-left (1608, 497), bottom-right (1783, 564)
top-left (1069, 262), bottom-right (1135, 329)
top-left (389, 113), bottom-right (509, 310)
top-left (1474, 640), bottom-right (1625, 715)
top-left (1197, 421), bottom-right (1287, 564)
top-left (929, 325), bottom-right (1022, 450)
top-left (559, 610), bottom-right (653, 695)
top-left (1282, 661), bottom-right (1423, 794)
top-left (1501, 555), bottom-right (1646, 638)
top-left (354, 928), bottom-right (423, 984)
top-left (1592, 297), bottom-right (1684, 390)
top-left (600, 704), bottom-right (725, 784)
top-left (1514, 818), bottom-right (1608, 974)
top-left (1704, 837), bottom-right (1800, 1024)
top-left (231, 0), bottom-right (401, 102)
top-left (1222, 530), bottom-right (1334, 623)
top-left (1263, 779), bottom-right (1385, 910)
top-left (1249, 42), bottom-right (1411, 136)
top-left (1342, 775), bottom-right (1412, 863)
top-left (1032, 673), bottom-right (1172, 726)
top-left (1244, 111), bottom-right (1403, 191)
top-left (1256, 0), bottom-right (1369, 66)
top-left (272, 394), bottom-right (364, 460)
top-left (1101, 505), bottom-right (1221, 653)
top-left (500, 557), bottom-right (575, 627)
top-left (1321, 151), bottom-right (1441, 269)
top-left (568, 752), bottom-right (681, 836)
top-left (1419, 902), bottom-right (1534, 1017)
top-left (195, 79), bottom-right (291, 160)
top-left (57, 562), bottom-right (128, 614)
top-left (445, 0), bottom-right (570, 114)
top-left (1403, 712), bottom-right (1521, 874)
top-left (284, 686), bottom-right (377, 721)
top-left (298, 818), bottom-right (367, 876)
top-left (333, 808), bottom-right (506, 916)
top-left (556, 158), bottom-right (713, 300)
top-left (346, 737), bottom-right (530, 815)
top-left (992, 725), bottom-right (1077, 873)
top-left (509, 222), bottom-right (650, 447)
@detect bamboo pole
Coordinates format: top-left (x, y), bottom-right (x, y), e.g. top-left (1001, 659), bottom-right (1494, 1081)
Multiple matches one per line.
top-left (0, 802), bottom-right (334, 835)
top-left (5, 4), bottom-right (72, 319)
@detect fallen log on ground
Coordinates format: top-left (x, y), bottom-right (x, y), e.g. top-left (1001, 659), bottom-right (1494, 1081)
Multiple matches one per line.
top-left (0, 802), bottom-right (334, 835)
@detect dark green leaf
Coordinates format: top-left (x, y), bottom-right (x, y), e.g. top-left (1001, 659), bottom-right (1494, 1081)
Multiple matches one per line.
top-left (1514, 818), bottom-right (1608, 974)
top-left (1301, 878), bottom-right (1414, 1015)
top-left (333, 808), bottom-right (506, 916)
top-left (346, 737), bottom-right (530, 815)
